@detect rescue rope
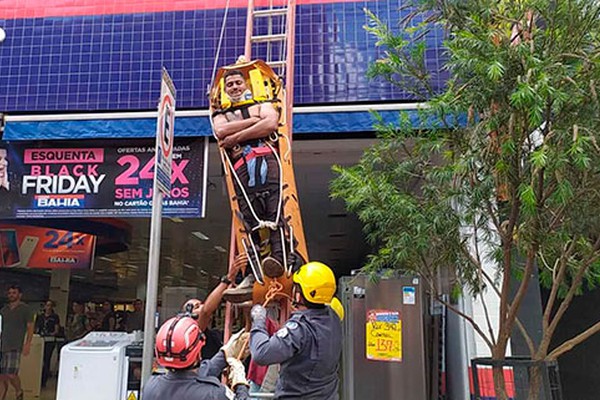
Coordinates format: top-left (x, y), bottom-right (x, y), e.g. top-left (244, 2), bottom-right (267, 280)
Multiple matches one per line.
top-left (242, 237), bottom-right (265, 285)
top-left (219, 139), bottom-right (291, 275)
top-left (235, 280), bottom-right (292, 360)
top-left (209, 0), bottom-right (232, 92)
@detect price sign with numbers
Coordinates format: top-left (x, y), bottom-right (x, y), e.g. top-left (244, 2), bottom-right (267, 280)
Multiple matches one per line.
top-left (0, 224), bottom-right (96, 269)
top-left (365, 310), bottom-right (402, 362)
top-left (0, 137), bottom-right (207, 219)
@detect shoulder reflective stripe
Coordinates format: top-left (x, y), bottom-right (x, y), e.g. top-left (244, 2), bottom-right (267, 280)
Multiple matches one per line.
top-left (276, 327), bottom-right (289, 338)
top-left (285, 321), bottom-right (299, 330)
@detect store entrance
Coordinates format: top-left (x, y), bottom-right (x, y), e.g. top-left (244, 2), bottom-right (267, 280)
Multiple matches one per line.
top-left (0, 138), bottom-right (373, 400)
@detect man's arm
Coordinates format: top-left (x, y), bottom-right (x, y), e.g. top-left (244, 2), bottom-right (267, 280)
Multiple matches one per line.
top-left (213, 113), bottom-right (260, 140)
top-left (197, 350), bottom-right (228, 378)
top-left (197, 253), bottom-right (247, 331)
top-left (52, 315), bottom-right (60, 336)
top-left (250, 318), bottom-right (302, 366)
top-left (226, 103), bottom-right (279, 145)
top-left (23, 320), bottom-right (34, 356)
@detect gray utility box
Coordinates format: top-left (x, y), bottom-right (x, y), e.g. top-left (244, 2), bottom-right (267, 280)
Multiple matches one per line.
top-left (340, 274), bottom-right (437, 400)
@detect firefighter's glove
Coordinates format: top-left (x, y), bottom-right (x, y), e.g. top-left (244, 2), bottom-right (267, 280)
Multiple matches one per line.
top-left (227, 357), bottom-right (249, 389)
top-left (221, 329), bottom-right (250, 359)
top-left (250, 304), bottom-right (267, 326)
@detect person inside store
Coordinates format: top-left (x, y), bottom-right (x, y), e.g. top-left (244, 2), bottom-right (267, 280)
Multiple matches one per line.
top-left (126, 298), bottom-right (145, 332)
top-left (249, 261), bottom-right (343, 400)
top-left (182, 252), bottom-right (248, 359)
top-left (0, 285), bottom-right (35, 400)
top-left (212, 70), bottom-right (286, 301)
top-left (100, 300), bottom-right (116, 331)
top-left (66, 300), bottom-right (91, 342)
top-left (141, 312), bottom-right (251, 400)
top-left (34, 300), bottom-right (61, 387)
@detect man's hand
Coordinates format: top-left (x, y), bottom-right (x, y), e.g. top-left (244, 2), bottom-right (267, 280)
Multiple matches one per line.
top-left (251, 304), bottom-right (267, 326)
top-left (227, 253), bottom-right (248, 282)
top-left (23, 342), bottom-right (31, 357)
top-left (222, 329), bottom-right (250, 359)
top-left (227, 357), bottom-right (249, 388)
top-left (220, 133), bottom-right (240, 149)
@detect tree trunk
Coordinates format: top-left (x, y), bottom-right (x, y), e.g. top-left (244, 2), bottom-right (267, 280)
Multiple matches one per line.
top-left (527, 363), bottom-right (543, 400)
top-left (492, 365), bottom-right (509, 400)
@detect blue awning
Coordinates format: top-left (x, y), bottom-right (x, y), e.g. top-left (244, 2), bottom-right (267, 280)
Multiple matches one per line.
top-left (3, 107), bottom-right (427, 140)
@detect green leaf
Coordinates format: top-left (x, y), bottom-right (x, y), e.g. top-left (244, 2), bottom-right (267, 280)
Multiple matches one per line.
top-left (487, 61), bottom-right (505, 82)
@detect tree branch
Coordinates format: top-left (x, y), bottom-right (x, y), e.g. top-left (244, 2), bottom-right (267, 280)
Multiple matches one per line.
top-left (484, 197), bottom-right (505, 242)
top-left (480, 268), bottom-right (535, 356)
top-left (502, 245), bottom-right (538, 349)
top-left (472, 220), bottom-right (498, 345)
top-left (543, 239), bottom-right (576, 331)
top-left (437, 295), bottom-right (495, 352)
top-left (546, 237), bottom-right (600, 342)
top-left (547, 320), bottom-right (600, 360)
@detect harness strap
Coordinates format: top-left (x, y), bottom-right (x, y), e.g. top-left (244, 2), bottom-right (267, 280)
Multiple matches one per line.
top-left (233, 145), bottom-right (274, 171)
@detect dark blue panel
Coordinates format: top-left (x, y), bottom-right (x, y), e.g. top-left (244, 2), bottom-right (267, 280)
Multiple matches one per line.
top-left (0, 1), bottom-right (447, 112)
top-left (3, 109), bottom-right (465, 140)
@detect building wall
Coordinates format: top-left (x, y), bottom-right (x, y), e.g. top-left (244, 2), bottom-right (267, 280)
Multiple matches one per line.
top-left (0, 0), bottom-right (447, 113)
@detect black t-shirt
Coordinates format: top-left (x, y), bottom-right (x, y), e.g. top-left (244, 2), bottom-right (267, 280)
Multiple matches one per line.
top-left (35, 312), bottom-right (60, 336)
top-left (101, 312), bottom-right (116, 331)
top-left (201, 328), bottom-right (223, 360)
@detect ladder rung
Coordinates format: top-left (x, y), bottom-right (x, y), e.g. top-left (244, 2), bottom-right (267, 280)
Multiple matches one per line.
top-left (253, 8), bottom-right (288, 17)
top-left (251, 34), bottom-right (286, 43)
top-left (266, 61), bottom-right (286, 68)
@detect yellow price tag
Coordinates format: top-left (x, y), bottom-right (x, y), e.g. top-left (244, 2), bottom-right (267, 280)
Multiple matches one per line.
top-left (365, 310), bottom-right (402, 362)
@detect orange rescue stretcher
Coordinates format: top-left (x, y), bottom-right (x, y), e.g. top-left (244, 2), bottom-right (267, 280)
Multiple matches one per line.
top-left (209, 59), bottom-right (308, 306)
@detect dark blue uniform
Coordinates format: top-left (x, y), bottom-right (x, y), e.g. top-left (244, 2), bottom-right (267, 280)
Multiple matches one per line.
top-left (250, 307), bottom-right (342, 399)
top-left (142, 351), bottom-right (249, 400)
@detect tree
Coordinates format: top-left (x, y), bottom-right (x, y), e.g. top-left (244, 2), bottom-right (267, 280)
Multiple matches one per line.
top-left (330, 1), bottom-right (600, 398)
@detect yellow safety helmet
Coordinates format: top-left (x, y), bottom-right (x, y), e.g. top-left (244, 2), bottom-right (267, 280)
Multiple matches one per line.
top-left (328, 297), bottom-right (344, 321)
top-left (293, 261), bottom-right (336, 305)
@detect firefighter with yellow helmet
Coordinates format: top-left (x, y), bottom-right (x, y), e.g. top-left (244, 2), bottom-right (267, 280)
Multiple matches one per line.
top-left (249, 261), bottom-right (343, 399)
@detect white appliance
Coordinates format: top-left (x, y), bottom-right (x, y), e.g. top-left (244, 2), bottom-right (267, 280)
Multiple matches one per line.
top-left (56, 331), bottom-right (135, 400)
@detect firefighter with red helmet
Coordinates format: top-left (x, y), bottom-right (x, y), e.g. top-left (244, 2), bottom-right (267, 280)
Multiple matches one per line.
top-left (142, 314), bottom-right (250, 400)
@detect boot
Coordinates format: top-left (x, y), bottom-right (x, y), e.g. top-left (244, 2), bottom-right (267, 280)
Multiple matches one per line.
top-left (223, 274), bottom-right (255, 303)
top-left (262, 256), bottom-right (284, 278)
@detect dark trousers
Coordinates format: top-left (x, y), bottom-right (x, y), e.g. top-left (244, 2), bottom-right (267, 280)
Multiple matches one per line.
top-left (233, 152), bottom-right (283, 263)
top-left (42, 341), bottom-right (56, 386)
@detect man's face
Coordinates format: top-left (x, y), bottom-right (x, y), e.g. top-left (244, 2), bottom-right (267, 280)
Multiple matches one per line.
top-left (134, 300), bottom-right (143, 311)
top-left (183, 299), bottom-right (202, 314)
top-left (72, 302), bottom-right (83, 313)
top-left (45, 301), bottom-right (54, 312)
top-left (0, 149), bottom-right (8, 181)
top-left (224, 74), bottom-right (248, 101)
top-left (7, 288), bottom-right (20, 303)
top-left (292, 284), bottom-right (303, 306)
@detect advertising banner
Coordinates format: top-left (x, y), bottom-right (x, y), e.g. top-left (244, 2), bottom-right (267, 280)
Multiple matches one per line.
top-left (0, 225), bottom-right (96, 269)
top-left (0, 138), bottom-right (207, 219)
top-left (365, 309), bottom-right (402, 362)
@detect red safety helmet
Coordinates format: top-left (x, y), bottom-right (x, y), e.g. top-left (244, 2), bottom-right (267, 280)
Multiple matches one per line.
top-left (155, 316), bottom-right (205, 369)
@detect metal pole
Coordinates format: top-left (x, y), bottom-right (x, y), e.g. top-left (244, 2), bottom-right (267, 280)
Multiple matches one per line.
top-left (141, 185), bottom-right (164, 389)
